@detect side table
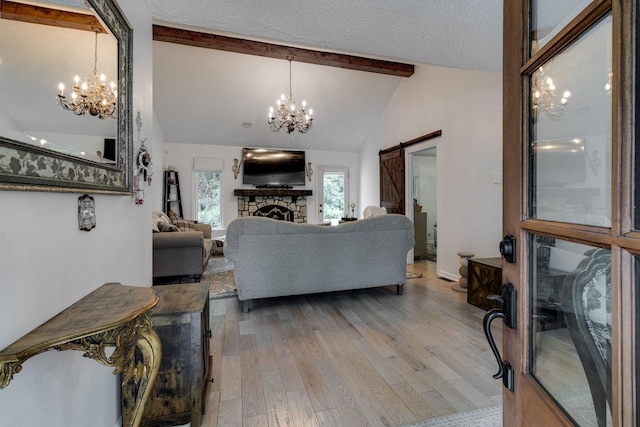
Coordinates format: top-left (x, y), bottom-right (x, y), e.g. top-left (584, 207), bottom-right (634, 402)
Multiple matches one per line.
top-left (0, 283), bottom-right (161, 427)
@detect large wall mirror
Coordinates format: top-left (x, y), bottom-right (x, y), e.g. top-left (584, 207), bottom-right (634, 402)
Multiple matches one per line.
top-left (0, 0), bottom-right (132, 193)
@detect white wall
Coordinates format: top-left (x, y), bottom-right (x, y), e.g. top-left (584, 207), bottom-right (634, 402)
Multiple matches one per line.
top-left (359, 64), bottom-right (503, 279)
top-left (0, 2), bottom-right (154, 427)
top-left (163, 142), bottom-right (361, 229)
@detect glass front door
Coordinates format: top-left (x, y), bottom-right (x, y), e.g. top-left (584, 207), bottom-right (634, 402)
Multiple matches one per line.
top-left (501, 1), bottom-right (635, 425)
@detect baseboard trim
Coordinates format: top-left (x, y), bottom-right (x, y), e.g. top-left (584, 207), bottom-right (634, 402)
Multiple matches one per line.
top-left (437, 270), bottom-right (458, 282)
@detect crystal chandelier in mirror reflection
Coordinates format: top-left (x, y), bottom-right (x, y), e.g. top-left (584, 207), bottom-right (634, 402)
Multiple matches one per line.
top-left (268, 59), bottom-right (314, 134)
top-left (532, 65), bottom-right (571, 121)
top-left (57, 32), bottom-right (117, 119)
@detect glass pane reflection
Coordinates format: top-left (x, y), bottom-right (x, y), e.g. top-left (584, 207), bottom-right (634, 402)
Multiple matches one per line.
top-left (531, 236), bottom-right (611, 426)
top-left (530, 15), bottom-right (611, 226)
top-left (531, 0), bottom-right (591, 54)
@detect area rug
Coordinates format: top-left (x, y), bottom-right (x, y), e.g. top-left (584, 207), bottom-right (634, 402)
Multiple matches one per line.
top-left (204, 256), bottom-right (234, 274)
top-left (203, 257), bottom-right (237, 299)
top-left (402, 405), bottom-right (502, 427)
top-left (204, 269), bottom-right (237, 299)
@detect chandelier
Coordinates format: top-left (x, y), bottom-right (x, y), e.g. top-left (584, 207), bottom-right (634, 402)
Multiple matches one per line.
top-left (57, 32), bottom-right (117, 119)
top-left (532, 65), bottom-right (571, 121)
top-left (268, 59), bottom-right (314, 133)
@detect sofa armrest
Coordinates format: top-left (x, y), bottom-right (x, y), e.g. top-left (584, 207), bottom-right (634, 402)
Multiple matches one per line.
top-left (153, 231), bottom-right (203, 249)
top-left (195, 223), bottom-right (212, 240)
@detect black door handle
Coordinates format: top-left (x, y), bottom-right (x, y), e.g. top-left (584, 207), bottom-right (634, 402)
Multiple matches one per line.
top-left (483, 282), bottom-right (516, 391)
top-left (500, 234), bottom-right (516, 263)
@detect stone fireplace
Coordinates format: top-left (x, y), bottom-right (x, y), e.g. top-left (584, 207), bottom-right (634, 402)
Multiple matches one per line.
top-left (254, 205), bottom-right (294, 221)
top-left (234, 189), bottom-right (312, 223)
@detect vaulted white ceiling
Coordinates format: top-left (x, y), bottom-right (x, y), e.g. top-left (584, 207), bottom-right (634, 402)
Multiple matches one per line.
top-left (148, 0), bottom-right (504, 152)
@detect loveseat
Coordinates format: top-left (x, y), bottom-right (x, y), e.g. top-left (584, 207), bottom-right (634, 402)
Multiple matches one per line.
top-left (152, 210), bottom-right (212, 281)
top-left (224, 214), bottom-right (414, 311)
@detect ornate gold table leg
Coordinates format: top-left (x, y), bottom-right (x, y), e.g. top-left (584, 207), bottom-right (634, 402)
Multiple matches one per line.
top-left (122, 327), bottom-right (161, 426)
top-left (120, 315), bottom-right (162, 427)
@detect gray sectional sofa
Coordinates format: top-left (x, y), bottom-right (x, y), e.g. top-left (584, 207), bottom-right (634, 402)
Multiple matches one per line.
top-left (224, 214), bottom-right (414, 311)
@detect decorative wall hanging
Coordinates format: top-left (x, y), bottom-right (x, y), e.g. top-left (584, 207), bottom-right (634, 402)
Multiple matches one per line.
top-left (135, 112), bottom-right (152, 185)
top-left (232, 158), bottom-right (241, 179)
top-left (305, 162), bottom-right (313, 181)
top-left (78, 194), bottom-right (96, 231)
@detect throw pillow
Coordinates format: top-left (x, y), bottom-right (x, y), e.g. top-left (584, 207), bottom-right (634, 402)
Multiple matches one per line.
top-left (173, 218), bottom-right (196, 232)
top-left (152, 209), bottom-right (172, 232)
top-left (363, 206), bottom-right (387, 218)
top-left (160, 223), bottom-right (180, 232)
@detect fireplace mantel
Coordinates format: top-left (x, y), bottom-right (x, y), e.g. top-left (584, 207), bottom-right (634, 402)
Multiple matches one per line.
top-left (233, 189), bottom-right (312, 198)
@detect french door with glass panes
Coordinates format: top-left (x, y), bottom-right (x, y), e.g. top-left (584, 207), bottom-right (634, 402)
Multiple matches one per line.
top-left (318, 166), bottom-right (349, 223)
top-left (498, 1), bottom-right (637, 425)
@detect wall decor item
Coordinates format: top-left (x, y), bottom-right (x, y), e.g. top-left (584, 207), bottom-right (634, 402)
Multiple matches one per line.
top-left (232, 158), bottom-right (241, 179)
top-left (0, 0), bottom-right (133, 194)
top-left (133, 175), bottom-right (144, 205)
top-left (135, 112), bottom-right (152, 185)
top-left (78, 194), bottom-right (96, 231)
top-left (306, 162), bottom-right (313, 181)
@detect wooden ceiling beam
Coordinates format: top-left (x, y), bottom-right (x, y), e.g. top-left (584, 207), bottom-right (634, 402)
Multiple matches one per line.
top-left (1, 1), bottom-right (105, 33)
top-left (153, 25), bottom-right (414, 77)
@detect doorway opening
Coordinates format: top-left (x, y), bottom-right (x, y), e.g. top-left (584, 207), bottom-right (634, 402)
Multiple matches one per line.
top-left (407, 145), bottom-right (437, 263)
top-left (318, 166), bottom-right (350, 224)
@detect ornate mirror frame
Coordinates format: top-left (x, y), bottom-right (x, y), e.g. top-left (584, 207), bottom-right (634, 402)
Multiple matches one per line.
top-left (0, 0), bottom-right (133, 194)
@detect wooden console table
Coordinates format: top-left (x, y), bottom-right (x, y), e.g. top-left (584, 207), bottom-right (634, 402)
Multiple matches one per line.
top-left (0, 283), bottom-right (161, 427)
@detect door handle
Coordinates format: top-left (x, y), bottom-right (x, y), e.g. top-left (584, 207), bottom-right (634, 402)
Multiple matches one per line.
top-left (499, 234), bottom-right (516, 263)
top-left (483, 282), bottom-right (516, 391)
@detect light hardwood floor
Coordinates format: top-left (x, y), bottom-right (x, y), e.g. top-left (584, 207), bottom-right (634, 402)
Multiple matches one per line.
top-left (202, 260), bottom-right (502, 427)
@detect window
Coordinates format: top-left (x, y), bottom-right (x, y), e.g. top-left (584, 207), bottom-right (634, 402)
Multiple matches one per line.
top-left (195, 170), bottom-right (221, 228)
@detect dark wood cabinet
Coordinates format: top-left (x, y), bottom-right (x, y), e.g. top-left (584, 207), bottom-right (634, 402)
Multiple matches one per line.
top-left (136, 283), bottom-right (211, 427)
top-left (467, 257), bottom-right (568, 331)
top-left (467, 257), bottom-right (503, 311)
top-left (413, 210), bottom-right (428, 259)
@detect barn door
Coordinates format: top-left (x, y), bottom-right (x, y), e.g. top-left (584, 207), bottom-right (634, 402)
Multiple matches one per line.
top-left (379, 147), bottom-right (405, 214)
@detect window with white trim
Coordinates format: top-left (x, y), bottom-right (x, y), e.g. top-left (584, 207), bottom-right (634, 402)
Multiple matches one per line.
top-left (193, 158), bottom-right (222, 228)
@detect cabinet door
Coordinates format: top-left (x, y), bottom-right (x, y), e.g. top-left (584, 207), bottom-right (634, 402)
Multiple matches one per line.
top-left (142, 314), bottom-right (196, 423)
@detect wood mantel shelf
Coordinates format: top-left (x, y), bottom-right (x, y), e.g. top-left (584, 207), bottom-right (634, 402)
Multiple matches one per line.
top-left (0, 283), bottom-right (161, 427)
top-left (234, 188), bottom-right (312, 198)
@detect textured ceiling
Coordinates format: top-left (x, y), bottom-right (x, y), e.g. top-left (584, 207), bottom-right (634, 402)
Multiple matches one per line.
top-left (147, 0), bottom-right (504, 73)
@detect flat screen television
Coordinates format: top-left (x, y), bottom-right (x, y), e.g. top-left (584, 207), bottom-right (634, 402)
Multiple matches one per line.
top-left (242, 147), bottom-right (306, 187)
